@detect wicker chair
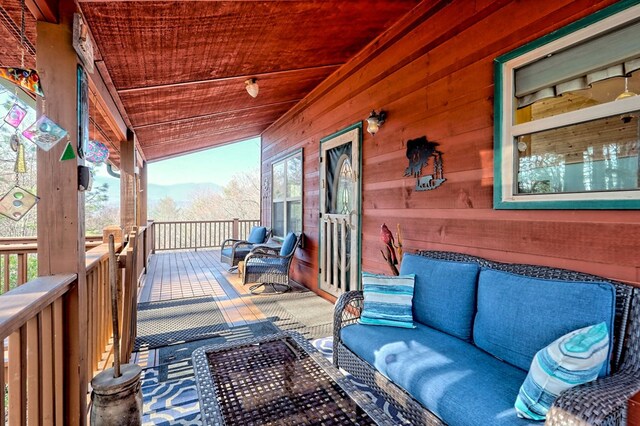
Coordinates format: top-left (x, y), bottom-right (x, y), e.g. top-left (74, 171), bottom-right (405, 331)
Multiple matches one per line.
top-left (220, 226), bottom-right (270, 270)
top-left (242, 232), bottom-right (302, 294)
top-left (333, 250), bottom-right (640, 426)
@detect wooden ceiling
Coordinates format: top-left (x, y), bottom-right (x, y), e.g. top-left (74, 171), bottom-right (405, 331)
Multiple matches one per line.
top-left (79, 1), bottom-right (419, 161)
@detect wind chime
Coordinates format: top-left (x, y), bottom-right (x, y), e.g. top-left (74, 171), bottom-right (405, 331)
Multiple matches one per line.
top-left (0, 0), bottom-right (70, 221)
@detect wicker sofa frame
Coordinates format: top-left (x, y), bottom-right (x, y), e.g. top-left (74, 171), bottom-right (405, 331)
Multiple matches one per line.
top-left (242, 233), bottom-right (302, 294)
top-left (220, 227), bottom-right (271, 269)
top-left (333, 250), bottom-right (640, 426)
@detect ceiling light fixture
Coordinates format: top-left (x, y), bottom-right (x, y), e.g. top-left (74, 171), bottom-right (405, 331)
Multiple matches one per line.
top-left (245, 78), bottom-right (259, 98)
top-left (616, 77), bottom-right (637, 123)
top-left (366, 110), bottom-right (386, 136)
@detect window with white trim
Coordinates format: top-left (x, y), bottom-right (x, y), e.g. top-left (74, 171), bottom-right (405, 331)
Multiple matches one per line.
top-left (272, 151), bottom-right (302, 237)
top-left (495, 4), bottom-right (640, 209)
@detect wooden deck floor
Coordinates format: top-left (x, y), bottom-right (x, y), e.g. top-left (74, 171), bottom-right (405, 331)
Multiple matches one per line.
top-left (133, 249), bottom-right (332, 368)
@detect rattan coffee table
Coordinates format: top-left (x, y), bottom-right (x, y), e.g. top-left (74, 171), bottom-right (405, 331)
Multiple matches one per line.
top-left (192, 331), bottom-right (396, 425)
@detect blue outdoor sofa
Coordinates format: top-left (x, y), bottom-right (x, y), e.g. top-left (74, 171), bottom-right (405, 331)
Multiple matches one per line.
top-left (334, 251), bottom-right (640, 426)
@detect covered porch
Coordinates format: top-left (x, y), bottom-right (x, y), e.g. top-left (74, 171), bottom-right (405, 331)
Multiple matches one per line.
top-left (0, 0), bottom-right (639, 425)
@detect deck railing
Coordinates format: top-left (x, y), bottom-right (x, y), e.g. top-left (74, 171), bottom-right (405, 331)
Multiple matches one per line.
top-left (152, 219), bottom-right (260, 251)
top-left (0, 226), bottom-right (145, 424)
top-left (0, 236), bottom-right (103, 295)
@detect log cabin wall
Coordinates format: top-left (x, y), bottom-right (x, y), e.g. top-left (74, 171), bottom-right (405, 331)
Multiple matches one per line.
top-left (261, 0), bottom-right (640, 301)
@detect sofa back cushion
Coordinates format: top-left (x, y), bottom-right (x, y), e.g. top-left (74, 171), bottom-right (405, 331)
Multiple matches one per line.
top-left (473, 269), bottom-right (616, 375)
top-left (247, 226), bottom-right (267, 244)
top-left (399, 254), bottom-right (480, 341)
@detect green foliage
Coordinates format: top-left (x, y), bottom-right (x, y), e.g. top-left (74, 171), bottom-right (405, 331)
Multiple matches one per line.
top-left (0, 253), bottom-right (38, 295)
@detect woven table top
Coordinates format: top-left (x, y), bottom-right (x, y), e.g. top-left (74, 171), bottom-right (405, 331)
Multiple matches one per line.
top-left (192, 331), bottom-right (395, 426)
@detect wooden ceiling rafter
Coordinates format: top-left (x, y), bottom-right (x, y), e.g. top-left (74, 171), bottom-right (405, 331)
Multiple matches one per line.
top-left (132, 99), bottom-right (301, 130)
top-left (25, 0), bottom-right (58, 23)
top-left (117, 63), bottom-right (342, 94)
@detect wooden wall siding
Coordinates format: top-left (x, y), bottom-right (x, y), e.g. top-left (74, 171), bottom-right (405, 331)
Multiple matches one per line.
top-left (79, 0), bottom-right (418, 161)
top-left (261, 0), bottom-right (640, 301)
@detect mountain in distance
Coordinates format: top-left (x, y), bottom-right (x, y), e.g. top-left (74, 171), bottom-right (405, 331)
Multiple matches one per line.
top-left (94, 175), bottom-right (223, 207)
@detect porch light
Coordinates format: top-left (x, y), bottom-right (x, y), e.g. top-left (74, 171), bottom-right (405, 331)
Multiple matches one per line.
top-left (245, 78), bottom-right (259, 98)
top-left (366, 110), bottom-right (386, 136)
top-left (615, 78), bottom-right (637, 123)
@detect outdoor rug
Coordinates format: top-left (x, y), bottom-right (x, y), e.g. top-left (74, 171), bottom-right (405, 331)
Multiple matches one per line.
top-left (246, 291), bottom-right (335, 339)
top-left (135, 296), bottom-right (228, 351)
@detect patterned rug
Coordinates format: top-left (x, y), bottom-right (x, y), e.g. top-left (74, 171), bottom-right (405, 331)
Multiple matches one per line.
top-left (135, 296), bottom-right (228, 351)
top-left (141, 335), bottom-right (406, 425)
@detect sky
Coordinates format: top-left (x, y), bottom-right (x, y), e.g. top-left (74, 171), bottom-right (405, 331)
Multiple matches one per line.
top-left (95, 137), bottom-right (261, 186)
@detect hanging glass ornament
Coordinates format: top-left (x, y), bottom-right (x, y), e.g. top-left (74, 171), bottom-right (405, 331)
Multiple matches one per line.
top-left (0, 67), bottom-right (43, 97)
top-left (59, 141), bottom-right (76, 161)
top-left (0, 185), bottom-right (38, 221)
top-left (10, 133), bottom-right (20, 152)
top-left (22, 115), bottom-right (68, 151)
top-left (14, 141), bottom-right (27, 173)
top-left (3, 103), bottom-right (27, 128)
top-left (86, 140), bottom-right (109, 163)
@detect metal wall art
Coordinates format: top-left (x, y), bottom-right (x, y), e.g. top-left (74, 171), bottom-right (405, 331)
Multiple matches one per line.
top-left (403, 136), bottom-right (446, 191)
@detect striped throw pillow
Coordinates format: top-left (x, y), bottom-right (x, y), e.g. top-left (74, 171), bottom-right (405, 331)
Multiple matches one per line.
top-left (359, 272), bottom-right (416, 329)
top-left (515, 322), bottom-right (610, 421)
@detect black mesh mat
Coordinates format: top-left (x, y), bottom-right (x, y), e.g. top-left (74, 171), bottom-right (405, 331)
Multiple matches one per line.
top-left (135, 296), bottom-right (229, 351)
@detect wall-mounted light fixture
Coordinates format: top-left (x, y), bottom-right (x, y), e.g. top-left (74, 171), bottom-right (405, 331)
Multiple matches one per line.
top-left (245, 78), bottom-right (259, 98)
top-left (366, 110), bottom-right (386, 136)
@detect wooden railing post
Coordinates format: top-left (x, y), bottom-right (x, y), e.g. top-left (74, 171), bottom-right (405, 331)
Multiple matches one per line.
top-left (232, 218), bottom-right (240, 239)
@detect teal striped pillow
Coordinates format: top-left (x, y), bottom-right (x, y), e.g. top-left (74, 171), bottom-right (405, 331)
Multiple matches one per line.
top-left (359, 272), bottom-right (416, 329)
top-left (515, 322), bottom-right (610, 420)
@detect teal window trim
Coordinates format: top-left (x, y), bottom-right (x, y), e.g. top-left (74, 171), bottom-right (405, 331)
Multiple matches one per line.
top-left (271, 148), bottom-right (303, 237)
top-left (494, 0), bottom-right (640, 210)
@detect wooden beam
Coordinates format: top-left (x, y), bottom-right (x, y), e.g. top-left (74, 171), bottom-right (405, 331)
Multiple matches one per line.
top-left (88, 66), bottom-right (127, 141)
top-left (25, 0), bottom-right (58, 23)
top-left (117, 63), bottom-right (342, 94)
top-left (36, 0), bottom-right (87, 422)
top-left (120, 129), bottom-right (136, 234)
top-left (132, 99), bottom-right (301, 130)
top-left (138, 161), bottom-right (148, 227)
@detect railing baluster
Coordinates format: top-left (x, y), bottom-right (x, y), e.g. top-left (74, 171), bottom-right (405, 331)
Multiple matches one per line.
top-left (3, 254), bottom-right (9, 293)
top-left (0, 346), bottom-right (4, 426)
top-left (8, 327), bottom-right (26, 426)
top-left (26, 317), bottom-right (40, 424)
top-left (52, 298), bottom-right (63, 425)
top-left (40, 305), bottom-right (54, 425)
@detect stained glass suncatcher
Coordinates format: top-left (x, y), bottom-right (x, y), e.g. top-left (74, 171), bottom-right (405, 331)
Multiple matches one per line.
top-left (86, 140), bottom-right (109, 163)
top-left (0, 67), bottom-right (44, 97)
top-left (22, 115), bottom-right (68, 151)
top-left (4, 104), bottom-right (27, 128)
top-left (0, 185), bottom-right (39, 221)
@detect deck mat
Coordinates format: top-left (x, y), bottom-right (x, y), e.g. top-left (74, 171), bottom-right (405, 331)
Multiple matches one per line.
top-left (135, 296), bottom-right (228, 351)
top-left (246, 291), bottom-right (335, 340)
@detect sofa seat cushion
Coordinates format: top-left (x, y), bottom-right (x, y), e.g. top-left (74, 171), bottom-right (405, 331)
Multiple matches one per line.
top-left (473, 269), bottom-right (616, 376)
top-left (221, 247), bottom-right (251, 259)
top-left (341, 323), bottom-right (537, 426)
top-left (399, 254), bottom-right (479, 341)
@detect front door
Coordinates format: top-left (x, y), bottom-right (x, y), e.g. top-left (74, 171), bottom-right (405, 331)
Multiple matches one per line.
top-left (319, 124), bottom-right (361, 296)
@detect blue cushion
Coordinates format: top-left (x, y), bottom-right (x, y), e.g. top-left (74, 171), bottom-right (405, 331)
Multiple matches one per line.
top-left (399, 254), bottom-right (479, 341)
top-left (359, 272), bottom-right (416, 328)
top-left (515, 322), bottom-right (610, 421)
top-left (221, 247), bottom-right (250, 259)
top-left (473, 269), bottom-right (615, 375)
top-left (247, 226), bottom-right (267, 244)
top-left (341, 323), bottom-right (536, 426)
top-left (279, 232), bottom-right (297, 256)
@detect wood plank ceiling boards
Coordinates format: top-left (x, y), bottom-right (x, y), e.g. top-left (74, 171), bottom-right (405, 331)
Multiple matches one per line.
top-left (78, 0), bottom-right (419, 161)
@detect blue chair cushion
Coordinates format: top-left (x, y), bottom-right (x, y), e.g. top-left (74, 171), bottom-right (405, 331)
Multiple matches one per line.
top-left (399, 254), bottom-right (479, 341)
top-left (473, 269), bottom-right (615, 376)
top-left (341, 323), bottom-right (536, 426)
top-left (221, 247), bottom-right (250, 259)
top-left (359, 272), bottom-right (416, 329)
top-left (279, 232), bottom-right (297, 256)
top-left (247, 226), bottom-right (267, 244)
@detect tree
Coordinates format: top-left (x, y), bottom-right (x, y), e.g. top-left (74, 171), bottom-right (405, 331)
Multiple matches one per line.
top-left (152, 196), bottom-right (181, 221)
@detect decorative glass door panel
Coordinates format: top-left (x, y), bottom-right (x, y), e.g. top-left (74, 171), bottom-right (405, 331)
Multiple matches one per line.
top-left (319, 125), bottom-right (361, 296)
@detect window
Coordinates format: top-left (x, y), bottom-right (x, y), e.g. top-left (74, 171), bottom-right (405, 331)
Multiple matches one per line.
top-left (494, 3), bottom-right (640, 209)
top-left (272, 150), bottom-right (302, 237)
